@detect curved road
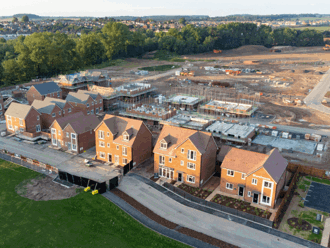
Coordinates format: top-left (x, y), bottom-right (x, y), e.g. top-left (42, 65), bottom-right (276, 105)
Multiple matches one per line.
top-left (304, 69), bottom-right (330, 114)
top-left (118, 176), bottom-right (306, 248)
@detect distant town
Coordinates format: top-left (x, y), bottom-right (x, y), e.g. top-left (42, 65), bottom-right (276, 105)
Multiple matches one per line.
top-left (1, 14), bottom-right (330, 40)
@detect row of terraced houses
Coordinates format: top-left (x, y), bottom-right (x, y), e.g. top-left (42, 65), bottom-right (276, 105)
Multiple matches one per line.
top-left (3, 82), bottom-right (288, 209)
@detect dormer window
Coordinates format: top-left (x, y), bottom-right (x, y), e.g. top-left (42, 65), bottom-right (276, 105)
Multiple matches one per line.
top-left (123, 134), bottom-right (129, 141)
top-left (160, 141), bottom-right (167, 149)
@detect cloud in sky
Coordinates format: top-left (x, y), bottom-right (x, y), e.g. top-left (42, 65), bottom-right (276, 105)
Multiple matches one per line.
top-left (0, 0), bottom-right (329, 17)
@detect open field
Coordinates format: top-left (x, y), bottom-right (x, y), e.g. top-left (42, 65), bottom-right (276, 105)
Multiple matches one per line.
top-left (138, 64), bottom-right (180, 71)
top-left (294, 17), bottom-right (330, 21)
top-left (290, 26), bottom-right (330, 31)
top-left (0, 159), bottom-right (189, 248)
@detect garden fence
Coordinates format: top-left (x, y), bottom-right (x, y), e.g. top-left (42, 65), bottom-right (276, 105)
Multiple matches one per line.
top-left (163, 182), bottom-right (273, 227)
top-left (274, 166), bottom-right (301, 224)
top-left (0, 149), bottom-right (58, 177)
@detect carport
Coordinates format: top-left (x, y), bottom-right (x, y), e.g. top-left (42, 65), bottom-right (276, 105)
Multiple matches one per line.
top-left (304, 182), bottom-right (330, 213)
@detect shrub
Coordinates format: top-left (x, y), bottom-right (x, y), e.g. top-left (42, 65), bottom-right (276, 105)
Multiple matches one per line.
top-left (320, 224), bottom-right (324, 230)
top-left (299, 201), bottom-right (304, 208)
top-left (226, 202), bottom-right (230, 206)
top-left (247, 207), bottom-right (250, 211)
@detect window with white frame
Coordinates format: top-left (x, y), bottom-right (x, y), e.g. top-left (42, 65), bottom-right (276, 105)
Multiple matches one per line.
top-left (99, 141), bottom-right (105, 147)
top-left (264, 181), bottom-right (272, 188)
top-left (59, 111), bottom-right (61, 115)
top-left (92, 102), bottom-right (94, 106)
top-left (187, 162), bottom-right (195, 170)
top-left (71, 133), bottom-right (76, 139)
top-left (66, 132), bottom-right (69, 138)
top-left (181, 148), bottom-right (184, 153)
top-left (87, 111), bottom-right (90, 115)
top-left (80, 147), bottom-right (83, 151)
top-left (160, 142), bottom-right (167, 149)
top-left (252, 178), bottom-right (258, 185)
top-left (107, 132), bottom-right (110, 137)
top-left (58, 130), bottom-right (61, 136)
top-left (37, 116), bottom-right (39, 120)
top-left (247, 191), bottom-right (251, 197)
top-left (100, 107), bottom-right (102, 111)
top-left (180, 160), bottom-right (184, 166)
top-left (227, 170), bottom-right (234, 177)
top-left (187, 175), bottom-right (195, 183)
top-left (7, 116), bottom-right (11, 120)
top-left (19, 119), bottom-right (23, 126)
top-left (98, 130), bottom-right (105, 139)
top-left (107, 143), bottom-right (110, 148)
top-left (91, 109), bottom-right (94, 114)
top-left (123, 158), bottom-right (127, 164)
top-left (36, 125), bottom-right (41, 132)
top-left (123, 134), bottom-right (129, 141)
top-left (169, 157), bottom-right (172, 163)
top-left (122, 147), bottom-right (127, 156)
top-left (241, 173), bottom-right (246, 180)
top-left (87, 103), bottom-right (90, 108)
top-left (52, 113), bottom-right (56, 118)
top-left (99, 99), bottom-right (102, 104)
top-left (116, 145), bottom-right (119, 150)
top-left (226, 183), bottom-right (233, 190)
top-left (262, 195), bottom-right (270, 204)
top-left (159, 155), bottom-right (165, 165)
top-left (187, 150), bottom-right (196, 161)
top-left (100, 152), bottom-right (105, 159)
top-left (68, 108), bottom-right (71, 113)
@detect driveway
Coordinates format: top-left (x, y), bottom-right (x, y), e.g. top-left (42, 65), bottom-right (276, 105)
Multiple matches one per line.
top-left (304, 69), bottom-right (330, 115)
top-left (0, 134), bottom-right (119, 183)
top-left (305, 182), bottom-right (330, 214)
top-left (118, 176), bottom-right (306, 248)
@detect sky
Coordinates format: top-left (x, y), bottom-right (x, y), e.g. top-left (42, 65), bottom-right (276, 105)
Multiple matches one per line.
top-left (1, 0), bottom-right (330, 17)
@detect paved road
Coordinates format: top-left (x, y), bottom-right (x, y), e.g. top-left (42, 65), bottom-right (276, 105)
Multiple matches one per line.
top-left (137, 65), bottom-right (189, 82)
top-left (118, 176), bottom-right (306, 248)
top-left (305, 69), bottom-right (330, 115)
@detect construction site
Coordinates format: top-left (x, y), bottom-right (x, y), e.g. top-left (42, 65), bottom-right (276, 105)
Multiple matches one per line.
top-left (2, 45), bottom-right (330, 168)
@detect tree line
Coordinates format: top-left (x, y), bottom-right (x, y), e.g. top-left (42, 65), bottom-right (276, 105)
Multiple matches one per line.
top-left (0, 22), bottom-right (325, 86)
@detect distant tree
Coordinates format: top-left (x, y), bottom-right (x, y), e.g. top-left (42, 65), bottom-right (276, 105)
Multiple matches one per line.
top-left (135, 18), bottom-right (143, 23)
top-left (76, 32), bottom-right (105, 65)
top-left (12, 17), bottom-right (18, 23)
top-left (179, 18), bottom-right (186, 25)
top-left (21, 15), bottom-right (29, 23)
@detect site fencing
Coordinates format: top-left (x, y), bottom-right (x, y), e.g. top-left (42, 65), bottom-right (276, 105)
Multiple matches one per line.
top-left (58, 170), bottom-right (107, 194)
top-left (163, 182), bottom-right (273, 227)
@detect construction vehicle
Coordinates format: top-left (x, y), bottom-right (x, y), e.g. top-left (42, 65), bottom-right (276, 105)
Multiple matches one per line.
top-left (213, 49), bottom-right (222, 54)
top-left (225, 69), bottom-right (241, 76)
top-left (323, 45), bottom-right (330, 51)
top-left (180, 70), bottom-right (195, 77)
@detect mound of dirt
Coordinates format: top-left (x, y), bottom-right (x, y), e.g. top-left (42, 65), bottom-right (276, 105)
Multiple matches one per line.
top-left (226, 45), bottom-right (269, 55)
top-left (16, 175), bottom-right (81, 201)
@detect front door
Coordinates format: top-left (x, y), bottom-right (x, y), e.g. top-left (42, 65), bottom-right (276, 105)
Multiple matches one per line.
top-left (253, 193), bottom-right (259, 204)
top-left (238, 186), bottom-right (244, 197)
top-left (178, 173), bottom-right (182, 182)
top-left (67, 142), bottom-right (71, 150)
top-left (108, 154), bottom-right (112, 163)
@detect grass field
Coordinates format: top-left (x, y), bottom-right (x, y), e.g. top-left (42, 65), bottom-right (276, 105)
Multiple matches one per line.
top-left (138, 64), bottom-right (180, 71)
top-left (290, 26), bottom-right (330, 31)
top-left (0, 159), bottom-right (189, 248)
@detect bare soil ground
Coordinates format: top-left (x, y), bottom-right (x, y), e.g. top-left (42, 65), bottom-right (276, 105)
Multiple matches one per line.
top-left (15, 175), bottom-right (81, 201)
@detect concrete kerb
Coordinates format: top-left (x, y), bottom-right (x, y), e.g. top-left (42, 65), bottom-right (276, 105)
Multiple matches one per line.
top-left (102, 191), bottom-right (218, 248)
top-left (127, 173), bottom-right (324, 248)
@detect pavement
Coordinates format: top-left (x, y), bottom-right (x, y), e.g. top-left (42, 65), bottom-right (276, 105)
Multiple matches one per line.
top-left (117, 176), bottom-right (306, 248)
top-left (305, 69), bottom-right (330, 115)
top-left (321, 217), bottom-right (330, 247)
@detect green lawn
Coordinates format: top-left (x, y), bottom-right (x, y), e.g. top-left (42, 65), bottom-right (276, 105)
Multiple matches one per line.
top-left (0, 159), bottom-right (189, 248)
top-left (306, 176), bottom-right (330, 185)
top-left (138, 64), bottom-right (180, 71)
